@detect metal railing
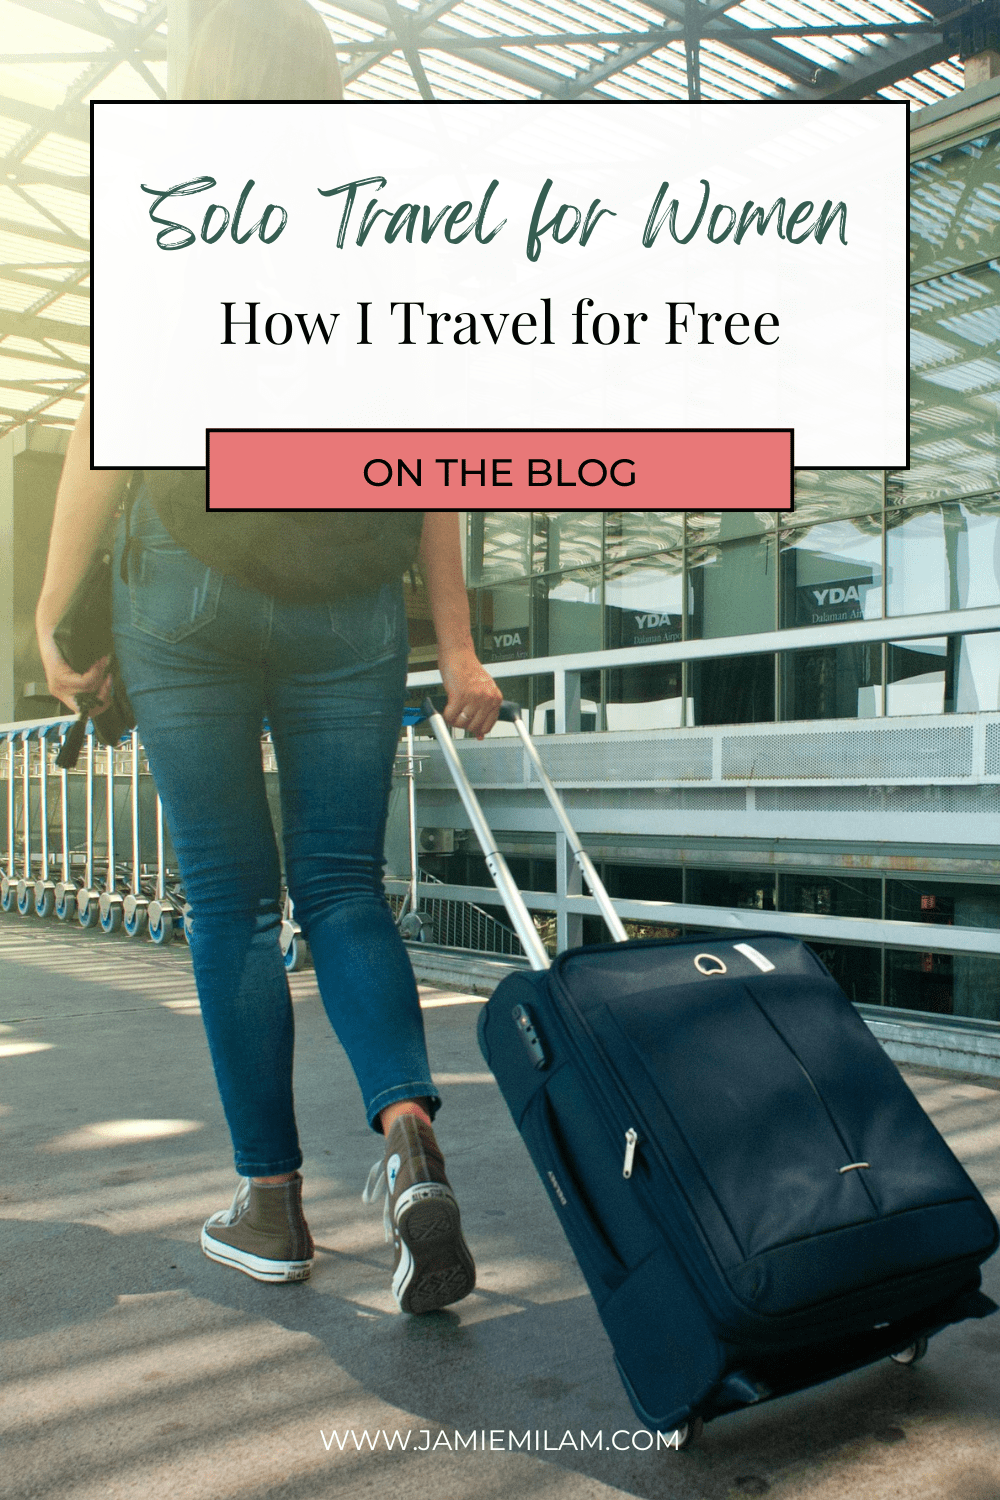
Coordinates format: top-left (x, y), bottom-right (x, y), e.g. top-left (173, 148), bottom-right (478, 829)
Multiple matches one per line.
top-left (4, 601), bottom-right (1000, 978)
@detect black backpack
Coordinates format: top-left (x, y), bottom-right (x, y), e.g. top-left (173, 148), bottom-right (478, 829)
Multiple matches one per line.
top-left (138, 471), bottom-right (424, 603)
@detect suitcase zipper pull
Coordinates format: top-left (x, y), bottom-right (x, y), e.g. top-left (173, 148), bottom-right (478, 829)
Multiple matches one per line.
top-left (623, 1128), bottom-right (638, 1179)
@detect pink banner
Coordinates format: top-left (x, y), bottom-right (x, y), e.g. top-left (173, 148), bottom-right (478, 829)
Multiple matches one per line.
top-left (206, 429), bottom-right (792, 511)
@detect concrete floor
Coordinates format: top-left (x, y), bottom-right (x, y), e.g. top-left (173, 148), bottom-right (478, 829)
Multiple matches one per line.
top-left (1, 914), bottom-right (999, 1500)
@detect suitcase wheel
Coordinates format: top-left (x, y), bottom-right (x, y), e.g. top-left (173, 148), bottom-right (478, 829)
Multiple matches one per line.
top-left (890, 1336), bottom-right (929, 1366)
top-left (673, 1417), bottom-right (704, 1450)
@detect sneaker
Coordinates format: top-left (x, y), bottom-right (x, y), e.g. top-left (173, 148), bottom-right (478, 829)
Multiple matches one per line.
top-left (363, 1115), bottom-right (475, 1314)
top-left (201, 1173), bottom-right (314, 1283)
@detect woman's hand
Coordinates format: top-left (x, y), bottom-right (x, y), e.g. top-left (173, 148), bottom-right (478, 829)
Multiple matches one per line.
top-left (35, 617), bottom-right (112, 716)
top-left (438, 644), bottom-right (503, 739)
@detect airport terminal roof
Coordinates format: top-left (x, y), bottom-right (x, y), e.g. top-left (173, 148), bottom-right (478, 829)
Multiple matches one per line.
top-left (0, 0), bottom-right (971, 437)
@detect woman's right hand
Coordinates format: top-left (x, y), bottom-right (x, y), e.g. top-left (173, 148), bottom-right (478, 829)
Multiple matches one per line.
top-left (35, 613), bottom-right (112, 716)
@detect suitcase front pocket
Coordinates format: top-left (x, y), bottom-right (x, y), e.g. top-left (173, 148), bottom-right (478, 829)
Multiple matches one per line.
top-left (523, 1085), bottom-right (649, 1293)
top-left (587, 989), bottom-right (883, 1265)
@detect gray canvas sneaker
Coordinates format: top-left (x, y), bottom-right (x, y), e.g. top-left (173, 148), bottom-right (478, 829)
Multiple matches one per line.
top-left (201, 1173), bottom-right (314, 1282)
top-left (363, 1115), bottom-right (476, 1314)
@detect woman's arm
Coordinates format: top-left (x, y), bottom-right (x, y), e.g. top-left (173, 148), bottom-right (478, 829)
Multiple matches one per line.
top-left (419, 511), bottom-right (502, 739)
top-left (35, 395), bottom-right (129, 713)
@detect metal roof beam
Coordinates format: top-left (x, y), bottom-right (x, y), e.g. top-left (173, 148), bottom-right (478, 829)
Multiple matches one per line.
top-left (0, 216), bottom-right (88, 251)
top-left (0, 310), bottom-right (89, 344)
top-left (5, 166), bottom-right (90, 192)
top-left (0, 267), bottom-right (89, 296)
top-left (805, 34), bottom-right (952, 96)
top-left (0, 95), bottom-right (88, 141)
top-left (0, 341), bottom-right (90, 372)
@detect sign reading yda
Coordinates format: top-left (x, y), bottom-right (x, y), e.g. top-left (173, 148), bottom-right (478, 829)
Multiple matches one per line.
top-left (797, 576), bottom-right (874, 626)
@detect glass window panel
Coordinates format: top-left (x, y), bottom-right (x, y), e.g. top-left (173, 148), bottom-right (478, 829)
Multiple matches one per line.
top-left (476, 580), bottom-right (532, 666)
top-left (688, 532), bottom-right (776, 640)
top-left (887, 500), bottom-right (1000, 616)
top-left (605, 555), bottom-right (683, 646)
top-left (469, 511), bottom-right (532, 585)
top-left (605, 510), bottom-right (685, 562)
top-left (806, 943), bottom-right (882, 1006)
top-left (605, 663), bottom-right (685, 731)
top-left (531, 512), bottom-right (603, 573)
top-left (780, 517), bottom-right (883, 628)
top-left (956, 631), bottom-right (1000, 711)
top-left (532, 568), bottom-right (602, 658)
top-left (792, 470), bottom-right (883, 523)
top-left (603, 864), bottom-right (684, 903)
top-left (690, 653), bottom-right (775, 726)
top-left (903, 264), bottom-right (1000, 502)
top-left (910, 133), bottom-right (1000, 282)
top-left (887, 880), bottom-right (1000, 1023)
top-left (686, 868), bottom-right (776, 911)
top-left (886, 637), bottom-right (947, 716)
top-left (487, 673), bottom-right (553, 736)
top-left (780, 874), bottom-right (881, 922)
top-left (781, 644), bottom-right (882, 722)
top-left (685, 510), bottom-right (777, 543)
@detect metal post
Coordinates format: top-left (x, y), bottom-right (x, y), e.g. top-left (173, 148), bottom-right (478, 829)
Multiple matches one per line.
top-left (156, 793), bottom-right (165, 900)
top-left (5, 733), bottom-right (14, 877)
top-left (406, 724), bottom-right (420, 917)
top-left (38, 729), bottom-right (49, 879)
top-left (16, 728), bottom-right (33, 911)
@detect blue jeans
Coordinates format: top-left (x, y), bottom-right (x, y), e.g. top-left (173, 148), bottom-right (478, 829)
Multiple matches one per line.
top-left (113, 491), bottom-right (437, 1177)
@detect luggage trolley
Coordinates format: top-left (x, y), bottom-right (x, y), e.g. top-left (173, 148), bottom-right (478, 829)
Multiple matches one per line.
top-left (98, 738), bottom-right (125, 933)
top-left (15, 727), bottom-right (35, 916)
top-left (1, 729), bottom-right (19, 912)
top-left (76, 725), bottom-right (102, 928)
top-left (147, 791), bottom-right (184, 945)
top-left (32, 725), bottom-right (57, 918)
top-left (53, 719), bottom-right (78, 921)
top-left (394, 708), bottom-right (434, 943)
top-left (123, 728), bottom-right (150, 938)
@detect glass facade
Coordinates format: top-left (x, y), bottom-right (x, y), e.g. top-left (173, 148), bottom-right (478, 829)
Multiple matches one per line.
top-left (415, 117), bottom-right (1000, 1029)
top-left (464, 500), bottom-right (1000, 727)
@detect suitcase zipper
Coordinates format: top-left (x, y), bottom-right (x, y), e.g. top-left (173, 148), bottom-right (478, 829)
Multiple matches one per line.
top-left (623, 1127), bottom-right (638, 1179)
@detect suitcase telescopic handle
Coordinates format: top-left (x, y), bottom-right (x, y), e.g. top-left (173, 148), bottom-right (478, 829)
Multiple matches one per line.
top-left (419, 695), bottom-right (629, 956)
top-left (419, 695), bottom-right (520, 723)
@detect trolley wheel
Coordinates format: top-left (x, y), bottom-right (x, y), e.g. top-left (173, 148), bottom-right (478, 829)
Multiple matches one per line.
top-left (673, 1417), bottom-right (704, 1451)
top-left (17, 881), bottom-right (34, 916)
top-left (283, 932), bottom-right (310, 972)
top-left (891, 1336), bottom-right (929, 1366)
top-left (124, 902), bottom-right (149, 938)
top-left (100, 902), bottom-right (124, 934)
top-left (35, 884), bottom-right (56, 920)
top-left (1, 877), bottom-right (15, 912)
top-left (54, 884), bottom-right (76, 921)
top-left (149, 909), bottom-right (175, 945)
top-left (77, 893), bottom-right (100, 929)
top-left (399, 910), bottom-right (435, 942)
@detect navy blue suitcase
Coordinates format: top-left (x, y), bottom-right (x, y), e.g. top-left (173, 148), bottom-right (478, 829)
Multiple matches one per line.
top-left (421, 700), bottom-right (999, 1442)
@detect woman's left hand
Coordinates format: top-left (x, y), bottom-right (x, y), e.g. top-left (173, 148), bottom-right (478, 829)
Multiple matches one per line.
top-left (438, 645), bottom-right (503, 739)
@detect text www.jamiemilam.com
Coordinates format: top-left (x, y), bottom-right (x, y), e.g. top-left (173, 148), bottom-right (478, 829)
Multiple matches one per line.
top-left (321, 1428), bottom-right (685, 1453)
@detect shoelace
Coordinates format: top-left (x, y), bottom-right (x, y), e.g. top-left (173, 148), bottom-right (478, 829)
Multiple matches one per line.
top-left (362, 1161), bottom-right (392, 1240)
top-left (217, 1178), bottom-right (250, 1226)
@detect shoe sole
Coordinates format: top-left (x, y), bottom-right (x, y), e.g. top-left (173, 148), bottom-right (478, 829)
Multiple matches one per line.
top-left (200, 1226), bottom-right (312, 1283)
top-left (392, 1184), bottom-right (476, 1315)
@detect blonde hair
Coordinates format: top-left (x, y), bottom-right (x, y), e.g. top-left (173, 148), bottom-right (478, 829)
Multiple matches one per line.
top-left (182, 0), bottom-right (344, 101)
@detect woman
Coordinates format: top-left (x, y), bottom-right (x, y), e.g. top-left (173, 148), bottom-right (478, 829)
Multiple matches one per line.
top-left (35, 0), bottom-right (502, 1312)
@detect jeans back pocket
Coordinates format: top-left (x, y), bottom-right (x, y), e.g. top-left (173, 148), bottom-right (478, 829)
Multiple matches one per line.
top-left (129, 535), bottom-right (223, 643)
top-left (327, 582), bottom-right (404, 665)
